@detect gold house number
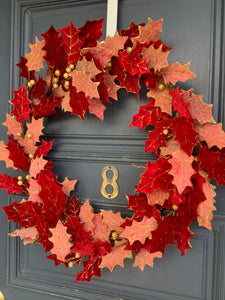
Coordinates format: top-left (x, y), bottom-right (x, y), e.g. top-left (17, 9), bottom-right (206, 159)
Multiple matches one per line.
top-left (100, 165), bottom-right (119, 199)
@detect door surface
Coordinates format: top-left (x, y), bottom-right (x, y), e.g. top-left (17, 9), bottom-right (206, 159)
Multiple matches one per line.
top-left (0, 0), bottom-right (225, 299)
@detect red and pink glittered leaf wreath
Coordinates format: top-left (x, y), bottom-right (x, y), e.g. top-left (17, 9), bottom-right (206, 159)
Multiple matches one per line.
top-left (0, 17), bottom-right (222, 283)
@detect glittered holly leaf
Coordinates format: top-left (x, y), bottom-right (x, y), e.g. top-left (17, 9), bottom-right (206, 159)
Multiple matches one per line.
top-left (0, 174), bottom-right (26, 194)
top-left (41, 25), bottom-right (67, 70)
top-left (71, 239), bottom-right (111, 259)
top-left (75, 257), bottom-right (101, 283)
top-left (147, 87), bottom-right (172, 115)
top-left (79, 200), bottom-right (95, 232)
top-left (61, 177), bottom-right (77, 196)
top-left (53, 86), bottom-right (72, 112)
top-left (9, 226), bottom-right (39, 245)
top-left (49, 221), bottom-right (72, 261)
top-left (16, 57), bottom-right (36, 80)
top-left (29, 156), bottom-right (47, 178)
top-left (182, 89), bottom-right (215, 124)
top-left (88, 98), bottom-right (106, 121)
top-left (101, 210), bottom-right (125, 235)
top-left (120, 216), bottom-right (158, 245)
top-left (76, 57), bottom-right (101, 80)
top-left (194, 122), bottom-right (225, 149)
top-left (147, 190), bottom-right (169, 206)
top-left (3, 114), bottom-right (22, 139)
top-left (35, 140), bottom-right (54, 158)
top-left (103, 74), bottom-right (120, 101)
top-left (71, 70), bottom-right (99, 99)
top-left (32, 76), bottom-right (47, 99)
top-left (118, 49), bottom-right (149, 76)
top-left (198, 146), bottom-right (225, 185)
top-left (197, 170), bottom-right (216, 230)
top-left (10, 84), bottom-right (31, 122)
top-left (65, 215), bottom-right (91, 244)
top-left (79, 18), bottom-right (104, 47)
top-left (33, 93), bottom-right (62, 119)
top-left (161, 62), bottom-right (196, 85)
top-left (7, 136), bottom-right (30, 171)
top-left (142, 44), bottom-right (169, 71)
top-left (92, 214), bottom-right (110, 242)
top-left (59, 22), bottom-right (83, 65)
top-left (27, 179), bottom-right (42, 204)
top-left (0, 141), bottom-right (17, 170)
top-left (170, 87), bottom-right (192, 119)
top-left (36, 220), bottom-right (53, 251)
top-left (69, 86), bottom-right (89, 120)
top-left (65, 195), bottom-right (81, 218)
top-left (126, 193), bottom-right (153, 219)
top-left (19, 118), bottom-right (44, 155)
top-left (132, 17), bottom-right (163, 45)
top-left (168, 149), bottom-right (196, 194)
top-left (102, 32), bottom-right (127, 56)
top-left (145, 125), bottom-right (173, 154)
top-left (26, 37), bottom-right (46, 71)
top-left (160, 139), bottom-right (180, 157)
top-left (100, 241), bottom-right (132, 271)
top-left (133, 249), bottom-right (162, 271)
top-left (136, 158), bottom-right (173, 195)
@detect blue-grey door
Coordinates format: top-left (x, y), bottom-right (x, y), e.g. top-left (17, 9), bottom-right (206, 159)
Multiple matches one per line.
top-left (0, 0), bottom-right (225, 299)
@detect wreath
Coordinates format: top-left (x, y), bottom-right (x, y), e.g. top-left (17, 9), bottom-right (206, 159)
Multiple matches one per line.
top-left (0, 17), bottom-right (223, 283)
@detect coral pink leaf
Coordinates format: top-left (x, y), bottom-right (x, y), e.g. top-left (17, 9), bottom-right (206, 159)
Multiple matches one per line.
top-left (88, 98), bottom-right (106, 121)
top-left (161, 62), bottom-right (196, 85)
top-left (3, 114), bottom-right (22, 139)
top-left (101, 210), bottom-right (124, 235)
top-left (10, 84), bottom-right (31, 122)
top-left (142, 44), bottom-right (169, 70)
top-left (9, 226), bottom-right (39, 245)
top-left (102, 33), bottom-right (127, 56)
top-left (26, 37), bottom-right (46, 71)
top-left (147, 87), bottom-right (172, 115)
top-left (0, 141), bottom-right (17, 170)
top-left (61, 177), bottom-right (77, 196)
top-left (29, 156), bottom-right (47, 178)
top-left (133, 249), bottom-right (162, 271)
top-left (49, 221), bottom-right (72, 261)
top-left (79, 200), bottom-right (95, 232)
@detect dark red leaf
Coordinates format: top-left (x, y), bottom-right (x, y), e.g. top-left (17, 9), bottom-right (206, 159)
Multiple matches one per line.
top-left (33, 93), bottom-right (63, 119)
top-left (16, 56), bottom-right (36, 80)
top-left (69, 86), bottom-right (89, 120)
top-left (75, 257), bottom-right (102, 283)
top-left (65, 195), bottom-right (81, 218)
top-left (65, 215), bottom-right (91, 244)
top-left (0, 174), bottom-right (27, 195)
top-left (10, 84), bottom-right (31, 122)
top-left (170, 87), bottom-right (192, 119)
top-left (35, 140), bottom-right (54, 158)
top-left (7, 136), bottom-right (30, 171)
top-left (79, 18), bottom-right (104, 48)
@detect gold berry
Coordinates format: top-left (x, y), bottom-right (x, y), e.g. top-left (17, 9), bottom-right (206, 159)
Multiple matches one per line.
top-left (69, 64), bottom-right (75, 70)
top-left (53, 83), bottom-right (58, 89)
top-left (26, 174), bottom-right (31, 180)
top-left (111, 231), bottom-right (118, 240)
top-left (55, 70), bottom-right (60, 77)
top-left (75, 252), bottom-right (81, 259)
top-left (172, 204), bottom-right (179, 211)
top-left (63, 72), bottom-right (69, 79)
top-left (53, 77), bottom-right (59, 83)
top-left (148, 236), bottom-right (152, 240)
top-left (29, 153), bottom-right (34, 159)
top-left (17, 180), bottom-right (23, 186)
top-left (163, 129), bottom-right (169, 135)
top-left (17, 132), bottom-right (22, 137)
top-left (64, 81), bottom-right (70, 89)
top-left (106, 61), bottom-right (112, 68)
top-left (126, 47), bottom-right (132, 54)
top-left (158, 83), bottom-right (165, 91)
top-left (17, 176), bottom-right (23, 181)
top-left (27, 133), bottom-right (32, 138)
top-left (68, 262), bottom-right (73, 268)
top-left (66, 67), bottom-right (71, 73)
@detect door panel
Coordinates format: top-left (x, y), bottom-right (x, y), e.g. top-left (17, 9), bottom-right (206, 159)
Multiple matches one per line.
top-left (1, 0), bottom-right (225, 299)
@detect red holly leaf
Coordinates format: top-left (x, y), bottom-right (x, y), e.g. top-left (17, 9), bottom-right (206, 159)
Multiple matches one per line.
top-left (65, 195), bottom-right (81, 218)
top-left (88, 98), bottom-right (106, 121)
top-left (49, 221), bottom-right (72, 261)
top-left (126, 193), bottom-right (153, 219)
top-left (16, 56), bottom-right (35, 80)
top-left (69, 86), bottom-right (89, 120)
top-left (26, 37), bottom-right (46, 72)
top-left (10, 84), bottom-right (31, 122)
top-left (120, 21), bottom-right (145, 38)
top-left (41, 25), bottom-right (67, 70)
top-left (32, 76), bottom-right (47, 99)
top-left (65, 215), bottom-right (91, 244)
top-left (36, 220), bottom-right (53, 251)
top-left (7, 136), bottom-right (30, 171)
top-left (79, 18), bottom-right (104, 47)
top-left (33, 93), bottom-right (62, 119)
top-left (168, 149), bottom-right (196, 194)
top-left (118, 49), bottom-right (149, 76)
top-left (133, 249), bottom-right (162, 271)
top-left (59, 22), bottom-right (83, 65)
top-left (75, 257), bottom-right (102, 283)
top-left (145, 126), bottom-right (173, 154)
top-left (198, 146), bottom-right (225, 185)
top-left (72, 239), bottom-right (111, 259)
top-left (135, 158), bottom-right (173, 195)
top-left (9, 226), bottom-right (39, 245)
top-left (0, 174), bottom-right (26, 194)
top-left (170, 87), bottom-right (192, 119)
top-left (141, 71), bottom-right (161, 90)
top-left (0, 141), bottom-right (17, 170)
top-left (161, 62), bottom-right (196, 84)
top-left (35, 140), bottom-right (54, 158)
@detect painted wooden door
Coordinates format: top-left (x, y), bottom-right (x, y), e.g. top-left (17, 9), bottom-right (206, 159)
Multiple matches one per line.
top-left (0, 0), bottom-right (225, 299)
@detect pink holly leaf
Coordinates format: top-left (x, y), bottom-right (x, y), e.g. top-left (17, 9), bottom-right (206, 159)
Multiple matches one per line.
top-left (61, 177), bottom-right (77, 196)
top-left (25, 37), bottom-right (46, 72)
top-left (142, 44), bottom-right (169, 71)
top-left (88, 98), bottom-right (106, 121)
top-left (133, 249), bottom-right (162, 271)
top-left (9, 226), bottom-right (39, 245)
top-left (3, 114), bottom-right (22, 139)
top-left (161, 62), bottom-right (196, 85)
top-left (49, 221), bottom-right (72, 261)
top-left (0, 141), bottom-right (17, 170)
top-left (147, 87), bottom-right (172, 115)
top-left (79, 200), bottom-right (95, 233)
top-left (27, 179), bottom-right (42, 204)
top-left (29, 156), bottom-right (47, 178)
top-left (101, 210), bottom-right (124, 235)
